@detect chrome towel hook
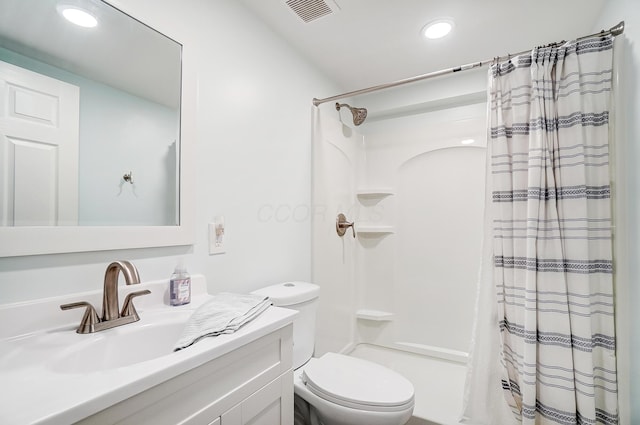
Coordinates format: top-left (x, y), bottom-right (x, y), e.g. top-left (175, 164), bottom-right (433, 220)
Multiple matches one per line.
top-left (336, 213), bottom-right (356, 238)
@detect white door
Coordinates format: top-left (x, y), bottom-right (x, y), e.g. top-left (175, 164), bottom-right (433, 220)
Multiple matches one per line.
top-left (0, 60), bottom-right (79, 226)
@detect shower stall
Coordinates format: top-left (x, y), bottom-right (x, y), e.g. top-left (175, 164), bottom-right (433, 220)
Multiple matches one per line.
top-left (311, 69), bottom-right (489, 424)
top-left (310, 20), bottom-right (628, 425)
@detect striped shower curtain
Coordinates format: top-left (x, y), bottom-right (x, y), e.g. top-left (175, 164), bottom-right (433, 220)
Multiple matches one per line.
top-left (490, 35), bottom-right (618, 424)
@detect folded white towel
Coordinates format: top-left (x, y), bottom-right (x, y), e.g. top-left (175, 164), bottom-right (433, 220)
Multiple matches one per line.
top-left (174, 292), bottom-right (272, 351)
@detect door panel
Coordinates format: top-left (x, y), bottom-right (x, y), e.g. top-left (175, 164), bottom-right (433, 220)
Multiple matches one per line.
top-left (0, 60), bottom-right (79, 226)
top-left (13, 138), bottom-right (57, 225)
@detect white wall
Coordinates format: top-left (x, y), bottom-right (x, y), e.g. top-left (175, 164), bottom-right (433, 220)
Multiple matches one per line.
top-left (593, 2), bottom-right (640, 423)
top-left (79, 84), bottom-right (179, 226)
top-left (0, 0), bottom-right (339, 303)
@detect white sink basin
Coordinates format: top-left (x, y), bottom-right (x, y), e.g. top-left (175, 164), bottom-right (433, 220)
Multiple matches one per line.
top-left (49, 312), bottom-right (190, 374)
top-left (0, 309), bottom-right (192, 375)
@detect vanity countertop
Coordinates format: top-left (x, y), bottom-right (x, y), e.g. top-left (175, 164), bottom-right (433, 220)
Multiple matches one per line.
top-left (0, 275), bottom-right (296, 425)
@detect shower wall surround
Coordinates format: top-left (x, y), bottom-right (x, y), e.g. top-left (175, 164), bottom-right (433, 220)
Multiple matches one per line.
top-left (311, 108), bottom-right (363, 355)
top-left (312, 94), bottom-right (487, 359)
top-left (358, 105), bottom-right (486, 357)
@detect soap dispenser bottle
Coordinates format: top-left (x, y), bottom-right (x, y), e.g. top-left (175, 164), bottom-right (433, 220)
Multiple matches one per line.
top-left (170, 259), bottom-right (191, 306)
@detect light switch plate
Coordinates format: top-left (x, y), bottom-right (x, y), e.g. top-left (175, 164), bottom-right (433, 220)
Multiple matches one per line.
top-left (208, 217), bottom-right (225, 255)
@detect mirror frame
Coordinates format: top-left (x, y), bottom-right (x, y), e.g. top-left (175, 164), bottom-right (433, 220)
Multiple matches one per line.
top-left (0, 1), bottom-right (195, 257)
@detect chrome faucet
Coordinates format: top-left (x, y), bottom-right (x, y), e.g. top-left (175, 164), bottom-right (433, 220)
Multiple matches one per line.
top-left (60, 261), bottom-right (150, 334)
top-left (102, 260), bottom-right (141, 321)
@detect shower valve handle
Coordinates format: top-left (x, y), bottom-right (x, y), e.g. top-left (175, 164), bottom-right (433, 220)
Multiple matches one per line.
top-left (336, 213), bottom-right (356, 238)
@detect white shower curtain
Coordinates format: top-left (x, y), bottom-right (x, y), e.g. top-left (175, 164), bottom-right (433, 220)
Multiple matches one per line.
top-left (463, 34), bottom-right (618, 424)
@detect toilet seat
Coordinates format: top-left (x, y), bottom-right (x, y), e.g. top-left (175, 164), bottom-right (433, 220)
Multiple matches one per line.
top-left (301, 353), bottom-right (414, 413)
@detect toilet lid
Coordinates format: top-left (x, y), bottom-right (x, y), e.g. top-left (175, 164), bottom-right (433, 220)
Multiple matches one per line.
top-left (302, 353), bottom-right (414, 411)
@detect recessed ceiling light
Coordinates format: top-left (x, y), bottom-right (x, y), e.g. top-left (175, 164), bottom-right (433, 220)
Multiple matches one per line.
top-left (460, 138), bottom-right (475, 145)
top-left (57, 4), bottom-right (98, 28)
top-left (422, 19), bottom-right (454, 40)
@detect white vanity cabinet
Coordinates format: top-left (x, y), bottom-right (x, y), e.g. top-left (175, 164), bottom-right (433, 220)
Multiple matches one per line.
top-left (78, 324), bottom-right (293, 425)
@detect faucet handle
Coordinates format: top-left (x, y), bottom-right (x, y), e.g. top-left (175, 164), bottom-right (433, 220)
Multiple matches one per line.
top-left (336, 213), bottom-right (356, 238)
top-left (120, 290), bottom-right (151, 320)
top-left (60, 301), bottom-right (100, 334)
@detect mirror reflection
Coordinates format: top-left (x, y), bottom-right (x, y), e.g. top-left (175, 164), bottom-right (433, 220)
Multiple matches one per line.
top-left (0, 0), bottom-right (181, 226)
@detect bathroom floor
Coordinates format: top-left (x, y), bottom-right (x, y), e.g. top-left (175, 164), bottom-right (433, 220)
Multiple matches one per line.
top-left (348, 344), bottom-right (467, 425)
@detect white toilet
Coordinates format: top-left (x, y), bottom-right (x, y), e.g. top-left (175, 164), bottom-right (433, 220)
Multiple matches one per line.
top-left (252, 282), bottom-right (415, 425)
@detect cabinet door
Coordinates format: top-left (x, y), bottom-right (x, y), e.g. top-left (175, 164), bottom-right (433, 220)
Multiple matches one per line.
top-left (221, 372), bottom-right (293, 425)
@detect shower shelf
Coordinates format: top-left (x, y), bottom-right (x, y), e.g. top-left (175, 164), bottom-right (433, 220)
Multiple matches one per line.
top-left (356, 225), bottom-right (395, 235)
top-left (356, 188), bottom-right (395, 198)
top-left (356, 309), bottom-right (394, 322)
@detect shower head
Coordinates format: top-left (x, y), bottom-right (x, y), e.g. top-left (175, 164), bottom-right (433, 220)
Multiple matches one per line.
top-left (335, 102), bottom-right (367, 126)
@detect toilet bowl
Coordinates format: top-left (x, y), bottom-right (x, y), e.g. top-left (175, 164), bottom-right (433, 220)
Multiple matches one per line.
top-left (252, 282), bottom-right (415, 425)
top-left (294, 353), bottom-right (414, 425)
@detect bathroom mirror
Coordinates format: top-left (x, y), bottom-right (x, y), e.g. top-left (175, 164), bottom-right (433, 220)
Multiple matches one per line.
top-left (0, 0), bottom-right (195, 256)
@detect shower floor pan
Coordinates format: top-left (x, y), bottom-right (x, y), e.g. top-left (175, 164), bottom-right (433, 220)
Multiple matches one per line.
top-left (348, 343), bottom-right (467, 425)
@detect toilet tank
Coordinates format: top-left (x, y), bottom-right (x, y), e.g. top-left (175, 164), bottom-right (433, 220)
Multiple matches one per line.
top-left (251, 282), bottom-right (319, 369)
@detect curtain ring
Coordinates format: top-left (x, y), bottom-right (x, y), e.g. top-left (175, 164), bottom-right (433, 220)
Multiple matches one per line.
top-left (493, 56), bottom-right (501, 74)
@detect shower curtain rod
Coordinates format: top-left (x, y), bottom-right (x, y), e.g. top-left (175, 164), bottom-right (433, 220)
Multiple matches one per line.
top-left (312, 21), bottom-right (625, 107)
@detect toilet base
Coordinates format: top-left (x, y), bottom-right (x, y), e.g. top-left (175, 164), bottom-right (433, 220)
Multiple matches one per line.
top-left (294, 394), bottom-right (326, 425)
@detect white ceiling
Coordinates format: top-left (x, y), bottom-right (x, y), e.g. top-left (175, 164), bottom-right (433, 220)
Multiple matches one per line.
top-left (239, 0), bottom-right (610, 93)
top-left (0, 0), bottom-right (181, 108)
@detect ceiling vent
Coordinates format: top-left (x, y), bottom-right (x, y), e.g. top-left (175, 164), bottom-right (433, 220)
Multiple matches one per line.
top-left (285, 0), bottom-right (340, 23)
